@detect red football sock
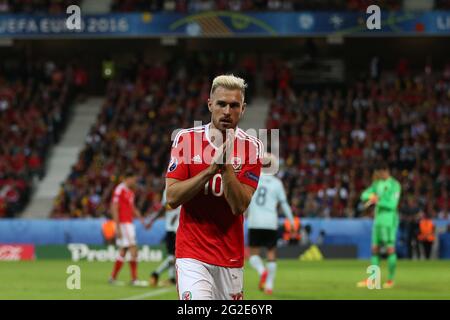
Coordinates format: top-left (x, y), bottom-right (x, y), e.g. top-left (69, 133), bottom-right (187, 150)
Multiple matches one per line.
top-left (111, 259), bottom-right (124, 279)
top-left (130, 260), bottom-right (138, 281)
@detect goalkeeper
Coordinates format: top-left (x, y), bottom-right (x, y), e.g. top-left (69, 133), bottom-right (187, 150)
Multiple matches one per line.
top-left (357, 162), bottom-right (401, 289)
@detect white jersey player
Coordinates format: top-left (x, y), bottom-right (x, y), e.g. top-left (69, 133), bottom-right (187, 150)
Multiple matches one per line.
top-left (146, 189), bottom-right (180, 287)
top-left (247, 153), bottom-right (295, 295)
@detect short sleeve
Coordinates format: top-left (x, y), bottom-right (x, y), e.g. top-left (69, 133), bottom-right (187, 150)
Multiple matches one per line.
top-left (166, 133), bottom-right (189, 181)
top-left (237, 138), bottom-right (263, 189)
top-left (238, 161), bottom-right (262, 189)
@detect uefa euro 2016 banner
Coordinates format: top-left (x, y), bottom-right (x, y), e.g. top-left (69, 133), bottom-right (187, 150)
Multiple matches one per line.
top-left (0, 11), bottom-right (450, 38)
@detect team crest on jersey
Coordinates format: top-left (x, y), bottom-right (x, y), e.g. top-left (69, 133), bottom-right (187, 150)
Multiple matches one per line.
top-left (231, 157), bottom-right (242, 172)
top-left (182, 291), bottom-right (192, 300)
top-left (168, 157), bottom-right (178, 172)
top-left (229, 291), bottom-right (244, 300)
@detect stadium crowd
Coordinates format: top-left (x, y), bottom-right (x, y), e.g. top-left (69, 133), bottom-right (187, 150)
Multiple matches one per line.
top-left (0, 0), bottom-right (80, 13)
top-left (266, 59), bottom-right (450, 219)
top-left (436, 0), bottom-right (450, 9)
top-left (0, 0), bottom-right (437, 14)
top-left (0, 59), bottom-right (79, 217)
top-left (0, 0), bottom-right (445, 14)
top-left (110, 0), bottom-right (401, 12)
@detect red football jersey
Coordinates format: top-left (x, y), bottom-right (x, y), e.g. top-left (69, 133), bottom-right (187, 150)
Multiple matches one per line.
top-left (111, 182), bottom-right (135, 223)
top-left (166, 124), bottom-right (263, 268)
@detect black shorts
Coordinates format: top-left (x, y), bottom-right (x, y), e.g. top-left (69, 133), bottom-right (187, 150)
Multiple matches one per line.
top-left (248, 229), bottom-right (278, 249)
top-left (166, 231), bottom-right (176, 255)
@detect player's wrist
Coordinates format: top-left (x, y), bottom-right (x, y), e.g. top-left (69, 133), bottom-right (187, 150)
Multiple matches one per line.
top-left (205, 165), bottom-right (218, 178)
top-left (221, 164), bottom-right (234, 174)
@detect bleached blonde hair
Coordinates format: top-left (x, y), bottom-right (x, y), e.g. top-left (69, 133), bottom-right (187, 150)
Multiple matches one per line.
top-left (210, 74), bottom-right (247, 98)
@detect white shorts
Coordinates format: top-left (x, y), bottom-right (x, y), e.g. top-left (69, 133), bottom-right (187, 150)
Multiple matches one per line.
top-left (116, 223), bottom-right (136, 248)
top-left (175, 258), bottom-right (243, 300)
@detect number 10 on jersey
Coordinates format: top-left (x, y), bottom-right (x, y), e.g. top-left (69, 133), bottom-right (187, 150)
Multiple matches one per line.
top-left (204, 173), bottom-right (223, 197)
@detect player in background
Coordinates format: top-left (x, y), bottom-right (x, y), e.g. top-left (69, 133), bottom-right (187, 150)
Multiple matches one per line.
top-left (109, 170), bottom-right (146, 286)
top-left (166, 74), bottom-right (263, 300)
top-left (357, 162), bottom-right (401, 289)
top-left (145, 189), bottom-right (180, 287)
top-left (247, 152), bottom-right (296, 295)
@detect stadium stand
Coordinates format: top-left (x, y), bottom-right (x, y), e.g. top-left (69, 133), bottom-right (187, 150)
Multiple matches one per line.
top-left (0, 0), bottom-right (81, 13)
top-left (0, 0), bottom-right (428, 13)
top-left (436, 0), bottom-right (450, 9)
top-left (109, 0), bottom-right (403, 12)
top-left (0, 59), bottom-right (77, 217)
top-left (266, 60), bottom-right (450, 219)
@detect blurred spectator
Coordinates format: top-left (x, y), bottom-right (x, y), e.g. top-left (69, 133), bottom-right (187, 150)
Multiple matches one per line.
top-left (283, 213), bottom-right (301, 245)
top-left (436, 0), bottom-right (450, 9)
top-left (0, 0), bottom-right (423, 14)
top-left (0, 0), bottom-right (81, 14)
top-left (396, 57), bottom-right (410, 78)
top-left (0, 59), bottom-right (76, 217)
top-left (370, 56), bottom-right (380, 80)
top-left (73, 63), bottom-right (88, 101)
top-left (0, 0), bottom-right (9, 12)
top-left (266, 58), bottom-right (450, 219)
top-left (110, 0), bottom-right (404, 12)
top-left (418, 211), bottom-right (435, 259)
top-left (302, 224), bottom-right (312, 245)
top-left (317, 229), bottom-right (326, 246)
top-left (400, 196), bottom-right (421, 259)
top-left (102, 218), bottom-right (117, 245)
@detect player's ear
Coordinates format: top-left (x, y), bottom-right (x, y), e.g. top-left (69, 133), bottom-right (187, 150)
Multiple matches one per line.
top-left (240, 102), bottom-right (246, 118)
top-left (207, 98), bottom-right (213, 113)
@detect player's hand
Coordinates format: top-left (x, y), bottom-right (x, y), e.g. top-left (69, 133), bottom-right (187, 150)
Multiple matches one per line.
top-left (363, 193), bottom-right (378, 209)
top-left (216, 129), bottom-right (235, 169)
top-left (210, 141), bottom-right (226, 174)
top-left (369, 193), bottom-right (378, 204)
top-left (144, 212), bottom-right (158, 229)
top-left (144, 222), bottom-right (153, 230)
top-left (116, 228), bottom-right (122, 239)
top-left (224, 128), bottom-right (235, 165)
top-left (210, 129), bottom-right (235, 174)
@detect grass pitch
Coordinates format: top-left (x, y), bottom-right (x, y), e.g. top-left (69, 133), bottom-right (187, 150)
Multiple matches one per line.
top-left (0, 259), bottom-right (449, 300)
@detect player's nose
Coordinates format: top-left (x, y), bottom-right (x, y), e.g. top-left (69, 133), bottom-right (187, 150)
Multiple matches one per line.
top-left (223, 104), bottom-right (231, 115)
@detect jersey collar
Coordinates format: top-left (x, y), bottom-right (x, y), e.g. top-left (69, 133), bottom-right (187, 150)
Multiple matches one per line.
top-left (205, 122), bottom-right (240, 150)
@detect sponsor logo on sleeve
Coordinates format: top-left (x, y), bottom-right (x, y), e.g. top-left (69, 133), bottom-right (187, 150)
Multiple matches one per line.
top-left (245, 171), bottom-right (259, 183)
top-left (168, 157), bottom-right (178, 172)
